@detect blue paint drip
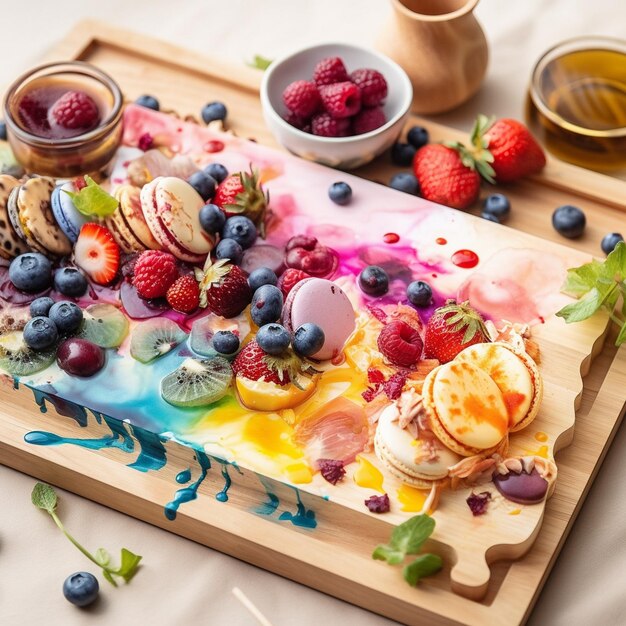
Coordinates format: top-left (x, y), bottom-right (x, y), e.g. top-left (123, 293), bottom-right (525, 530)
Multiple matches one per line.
top-left (164, 451), bottom-right (211, 521)
top-left (278, 488), bottom-right (317, 529)
top-left (255, 476), bottom-right (280, 516)
top-left (216, 464), bottom-right (231, 502)
top-left (29, 387), bottom-right (89, 426)
top-left (126, 426), bottom-right (166, 473)
top-left (176, 469), bottom-right (192, 484)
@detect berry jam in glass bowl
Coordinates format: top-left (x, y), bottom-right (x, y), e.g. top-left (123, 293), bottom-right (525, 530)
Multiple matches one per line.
top-left (3, 61), bottom-right (123, 177)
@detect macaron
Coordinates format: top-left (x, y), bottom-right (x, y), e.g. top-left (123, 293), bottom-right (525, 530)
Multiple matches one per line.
top-left (114, 184), bottom-right (161, 251)
top-left (140, 176), bottom-right (213, 263)
top-left (423, 359), bottom-right (509, 457)
top-left (9, 177), bottom-right (71, 257)
top-left (375, 404), bottom-right (462, 489)
top-left (282, 277), bottom-right (356, 360)
top-left (50, 181), bottom-right (89, 243)
top-left (456, 342), bottom-right (542, 432)
top-left (0, 174), bottom-right (28, 259)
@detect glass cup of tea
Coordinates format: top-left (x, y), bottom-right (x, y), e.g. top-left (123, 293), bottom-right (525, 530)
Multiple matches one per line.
top-left (526, 36), bottom-right (626, 172)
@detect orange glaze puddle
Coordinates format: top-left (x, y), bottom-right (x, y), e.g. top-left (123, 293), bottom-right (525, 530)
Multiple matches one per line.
top-left (508, 509), bottom-right (522, 516)
top-left (535, 431), bottom-right (548, 442)
top-left (353, 456), bottom-right (385, 493)
top-left (397, 484), bottom-right (429, 512)
top-left (525, 445), bottom-right (549, 458)
top-left (462, 394), bottom-right (508, 436)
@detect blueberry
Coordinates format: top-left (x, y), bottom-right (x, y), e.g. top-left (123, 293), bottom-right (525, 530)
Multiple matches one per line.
top-left (328, 182), bottom-right (352, 206)
top-left (63, 571), bottom-right (99, 607)
top-left (601, 232), bottom-right (624, 255)
top-left (256, 323), bottom-right (291, 355)
top-left (30, 296), bottom-right (55, 318)
top-left (222, 216), bottom-right (257, 249)
top-left (250, 284), bottom-right (283, 327)
top-left (483, 193), bottom-right (511, 220)
top-left (9, 252), bottom-right (52, 292)
top-left (188, 171), bottom-right (217, 202)
top-left (293, 323), bottom-right (325, 358)
top-left (390, 142), bottom-right (416, 166)
top-left (406, 280), bottom-right (432, 308)
top-left (204, 163), bottom-right (228, 183)
top-left (0, 119), bottom-right (7, 141)
top-left (390, 173), bottom-right (420, 196)
top-left (481, 212), bottom-right (500, 223)
top-left (215, 238), bottom-right (243, 265)
top-left (135, 94), bottom-right (160, 111)
top-left (201, 101), bottom-right (228, 124)
top-left (54, 267), bottom-right (88, 297)
top-left (23, 316), bottom-right (59, 351)
top-left (212, 330), bottom-right (240, 356)
top-left (49, 301), bottom-right (83, 335)
top-left (248, 267), bottom-right (278, 291)
top-left (199, 203), bottom-right (226, 235)
top-left (552, 205), bottom-right (586, 238)
top-left (358, 265), bottom-right (389, 296)
top-left (407, 126), bottom-right (429, 149)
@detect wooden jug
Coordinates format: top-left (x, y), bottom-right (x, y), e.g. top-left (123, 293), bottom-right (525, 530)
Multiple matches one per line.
top-left (377, 0), bottom-right (488, 114)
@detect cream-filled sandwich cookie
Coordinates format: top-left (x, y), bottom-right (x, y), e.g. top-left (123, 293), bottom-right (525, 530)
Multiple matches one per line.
top-left (140, 177), bottom-right (213, 263)
top-left (375, 403), bottom-right (462, 488)
top-left (423, 360), bottom-right (509, 457)
top-left (115, 184), bottom-right (161, 251)
top-left (456, 342), bottom-right (542, 432)
top-left (14, 177), bottom-right (72, 257)
top-left (0, 175), bottom-right (28, 259)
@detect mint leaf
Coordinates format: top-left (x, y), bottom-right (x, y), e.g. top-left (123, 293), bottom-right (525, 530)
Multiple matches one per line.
top-left (64, 175), bottom-right (118, 217)
top-left (372, 544), bottom-right (405, 565)
top-left (112, 548), bottom-right (142, 583)
top-left (31, 482), bottom-right (58, 513)
top-left (389, 513), bottom-right (435, 556)
top-left (557, 287), bottom-right (605, 323)
top-left (603, 240), bottom-right (626, 282)
top-left (561, 259), bottom-right (604, 297)
top-left (247, 55), bottom-right (272, 71)
top-left (403, 554), bottom-right (443, 586)
top-left (616, 321), bottom-right (626, 346)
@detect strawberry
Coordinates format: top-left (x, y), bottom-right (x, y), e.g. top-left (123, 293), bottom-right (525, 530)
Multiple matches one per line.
top-left (132, 250), bottom-right (179, 298)
top-left (232, 340), bottom-right (290, 386)
top-left (195, 258), bottom-right (251, 318)
top-left (423, 300), bottom-right (490, 363)
top-left (413, 144), bottom-right (481, 210)
top-left (478, 116), bottom-right (547, 183)
top-left (377, 320), bottom-right (423, 368)
top-left (213, 168), bottom-right (269, 235)
top-left (277, 268), bottom-right (310, 297)
top-left (166, 275), bottom-right (200, 313)
top-left (73, 223), bottom-right (120, 285)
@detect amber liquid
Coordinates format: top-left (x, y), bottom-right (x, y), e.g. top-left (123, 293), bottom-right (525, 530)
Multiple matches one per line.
top-left (526, 48), bottom-right (626, 171)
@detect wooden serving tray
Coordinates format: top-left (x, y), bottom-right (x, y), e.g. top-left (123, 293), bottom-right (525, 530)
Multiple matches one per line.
top-left (2, 20), bottom-right (626, 626)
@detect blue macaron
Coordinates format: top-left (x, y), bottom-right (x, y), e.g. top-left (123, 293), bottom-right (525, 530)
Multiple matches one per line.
top-left (51, 182), bottom-right (89, 243)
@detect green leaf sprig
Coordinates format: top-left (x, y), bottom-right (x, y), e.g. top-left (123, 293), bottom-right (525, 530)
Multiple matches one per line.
top-left (556, 241), bottom-right (626, 346)
top-left (372, 514), bottom-right (443, 586)
top-left (63, 175), bottom-right (118, 218)
top-left (247, 54), bottom-right (273, 71)
top-left (31, 482), bottom-right (142, 586)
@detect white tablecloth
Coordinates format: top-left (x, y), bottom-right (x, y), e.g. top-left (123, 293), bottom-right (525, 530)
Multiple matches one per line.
top-left (2, 1), bottom-right (626, 624)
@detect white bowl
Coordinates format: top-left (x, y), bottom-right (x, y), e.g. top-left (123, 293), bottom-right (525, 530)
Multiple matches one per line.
top-left (260, 43), bottom-right (413, 170)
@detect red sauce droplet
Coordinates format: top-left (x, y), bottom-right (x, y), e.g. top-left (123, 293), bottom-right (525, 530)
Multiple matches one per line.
top-left (431, 273), bottom-right (438, 278)
top-left (539, 316), bottom-right (545, 324)
top-left (436, 237), bottom-right (447, 245)
top-left (451, 249), bottom-right (479, 269)
top-left (383, 232), bottom-right (399, 244)
top-left (204, 140), bottom-right (224, 153)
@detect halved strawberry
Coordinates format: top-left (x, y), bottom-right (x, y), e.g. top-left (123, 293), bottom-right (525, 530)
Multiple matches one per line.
top-left (232, 340), bottom-right (291, 386)
top-left (74, 223), bottom-right (120, 285)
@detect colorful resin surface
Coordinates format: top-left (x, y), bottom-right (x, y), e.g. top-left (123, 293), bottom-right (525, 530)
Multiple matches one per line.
top-left (8, 105), bottom-right (590, 522)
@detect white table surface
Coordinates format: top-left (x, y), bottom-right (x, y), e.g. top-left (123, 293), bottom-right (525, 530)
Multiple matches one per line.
top-left (1, 1), bottom-right (626, 624)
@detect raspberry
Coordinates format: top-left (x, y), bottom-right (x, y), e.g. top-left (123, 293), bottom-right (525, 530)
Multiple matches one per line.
top-left (365, 493), bottom-right (390, 514)
top-left (353, 106), bottom-right (386, 134)
top-left (133, 250), bottom-right (179, 299)
top-left (313, 57), bottom-right (349, 86)
top-left (377, 320), bottom-right (423, 368)
top-left (283, 111), bottom-right (311, 133)
top-left (319, 81), bottom-right (361, 118)
top-left (49, 90), bottom-right (100, 130)
top-left (277, 268), bottom-right (310, 297)
top-left (282, 80), bottom-right (321, 119)
top-left (350, 69), bottom-right (388, 107)
top-left (311, 112), bottom-right (351, 137)
top-left (317, 459), bottom-right (346, 485)
top-left (166, 275), bottom-right (200, 313)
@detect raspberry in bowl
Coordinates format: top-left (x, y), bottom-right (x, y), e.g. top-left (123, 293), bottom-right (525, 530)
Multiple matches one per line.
top-left (261, 43), bottom-right (412, 169)
top-left (3, 61), bottom-right (123, 177)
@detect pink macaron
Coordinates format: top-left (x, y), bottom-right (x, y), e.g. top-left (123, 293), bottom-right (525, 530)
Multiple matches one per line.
top-left (282, 278), bottom-right (355, 360)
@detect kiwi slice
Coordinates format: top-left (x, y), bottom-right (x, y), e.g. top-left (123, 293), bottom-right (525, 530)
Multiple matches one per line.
top-left (160, 357), bottom-right (232, 407)
top-left (78, 304), bottom-right (130, 348)
top-left (130, 318), bottom-right (187, 363)
top-left (0, 330), bottom-right (56, 377)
